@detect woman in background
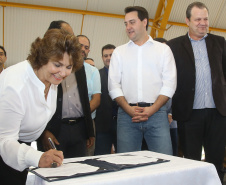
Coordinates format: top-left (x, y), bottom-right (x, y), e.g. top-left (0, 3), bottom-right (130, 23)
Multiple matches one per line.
top-left (0, 29), bottom-right (82, 185)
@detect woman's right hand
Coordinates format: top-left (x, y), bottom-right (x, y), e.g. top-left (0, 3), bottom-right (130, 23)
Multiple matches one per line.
top-left (38, 149), bottom-right (64, 168)
top-left (41, 130), bottom-right (60, 151)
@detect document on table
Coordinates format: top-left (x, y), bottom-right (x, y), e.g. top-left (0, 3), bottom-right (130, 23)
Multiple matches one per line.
top-left (34, 163), bottom-right (99, 177)
top-left (96, 155), bottom-right (159, 165)
top-left (29, 152), bottom-right (169, 182)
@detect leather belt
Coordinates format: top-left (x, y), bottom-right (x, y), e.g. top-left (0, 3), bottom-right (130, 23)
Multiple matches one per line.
top-left (129, 102), bottom-right (153, 107)
top-left (61, 117), bottom-right (84, 125)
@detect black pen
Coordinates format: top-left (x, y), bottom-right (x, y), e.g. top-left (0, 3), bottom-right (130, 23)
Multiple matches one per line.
top-left (48, 137), bottom-right (57, 149)
top-left (48, 137), bottom-right (58, 168)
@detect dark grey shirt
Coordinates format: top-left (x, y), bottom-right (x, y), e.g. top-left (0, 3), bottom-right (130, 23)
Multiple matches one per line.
top-left (61, 73), bottom-right (83, 118)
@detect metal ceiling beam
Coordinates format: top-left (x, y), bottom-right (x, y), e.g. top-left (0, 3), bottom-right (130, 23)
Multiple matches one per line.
top-left (0, 1), bottom-right (125, 19)
top-left (150, 0), bottom-right (174, 38)
top-left (1, 1), bottom-right (226, 34)
top-left (157, 0), bottom-right (174, 38)
top-left (167, 21), bottom-right (226, 33)
top-left (150, 0), bottom-right (165, 38)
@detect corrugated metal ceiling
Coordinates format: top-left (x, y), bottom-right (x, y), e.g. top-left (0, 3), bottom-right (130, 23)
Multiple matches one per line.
top-left (1, 0), bottom-right (226, 69)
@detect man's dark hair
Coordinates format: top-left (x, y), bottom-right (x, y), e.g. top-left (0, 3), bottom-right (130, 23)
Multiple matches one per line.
top-left (153, 38), bottom-right (167, 43)
top-left (48, 20), bottom-right (69, 30)
top-left (0, 46), bottom-right (6, 56)
top-left (101, 44), bottom-right (116, 56)
top-left (124, 6), bottom-right (149, 30)
top-left (77, 35), bottom-right (91, 47)
top-left (86, 58), bottom-right (94, 61)
top-left (186, 2), bottom-right (209, 20)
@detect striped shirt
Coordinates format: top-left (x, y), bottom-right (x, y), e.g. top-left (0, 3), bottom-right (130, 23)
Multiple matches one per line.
top-left (189, 34), bottom-right (215, 109)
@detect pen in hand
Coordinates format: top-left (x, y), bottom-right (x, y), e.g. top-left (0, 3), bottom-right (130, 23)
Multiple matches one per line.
top-left (48, 137), bottom-right (57, 149)
top-left (48, 137), bottom-right (59, 168)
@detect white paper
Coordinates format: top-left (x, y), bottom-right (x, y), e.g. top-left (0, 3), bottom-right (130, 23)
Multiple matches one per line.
top-left (97, 155), bottom-right (159, 165)
top-left (34, 163), bottom-right (99, 177)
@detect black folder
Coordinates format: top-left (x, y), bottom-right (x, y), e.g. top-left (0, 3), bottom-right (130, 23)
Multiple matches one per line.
top-left (28, 153), bottom-right (170, 182)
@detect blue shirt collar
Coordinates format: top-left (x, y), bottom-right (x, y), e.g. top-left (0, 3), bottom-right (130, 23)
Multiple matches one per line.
top-left (188, 33), bottom-right (208, 41)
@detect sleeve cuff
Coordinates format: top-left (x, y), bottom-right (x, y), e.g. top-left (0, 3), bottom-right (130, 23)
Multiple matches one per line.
top-left (109, 88), bottom-right (124, 100)
top-left (25, 146), bottom-right (43, 168)
top-left (159, 87), bottom-right (176, 98)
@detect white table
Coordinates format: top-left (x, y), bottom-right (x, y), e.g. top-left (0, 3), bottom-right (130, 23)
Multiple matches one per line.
top-left (27, 151), bottom-right (221, 185)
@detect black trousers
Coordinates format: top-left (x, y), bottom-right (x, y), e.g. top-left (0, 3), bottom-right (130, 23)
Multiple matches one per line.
top-left (56, 118), bottom-right (87, 158)
top-left (95, 118), bottom-right (117, 155)
top-left (0, 141), bottom-right (30, 185)
top-left (178, 108), bottom-right (226, 183)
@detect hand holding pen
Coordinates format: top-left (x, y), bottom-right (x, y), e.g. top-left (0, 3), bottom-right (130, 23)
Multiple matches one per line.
top-left (48, 137), bottom-right (58, 167)
top-left (48, 137), bottom-right (57, 149)
top-left (41, 130), bottom-right (60, 151)
top-left (38, 138), bottom-right (64, 168)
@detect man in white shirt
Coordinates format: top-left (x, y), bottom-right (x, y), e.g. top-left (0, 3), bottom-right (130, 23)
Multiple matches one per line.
top-left (108, 6), bottom-right (177, 154)
top-left (0, 46), bottom-right (7, 74)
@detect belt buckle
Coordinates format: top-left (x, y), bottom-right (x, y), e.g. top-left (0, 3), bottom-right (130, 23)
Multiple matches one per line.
top-left (68, 120), bottom-right (76, 125)
top-left (138, 102), bottom-right (146, 107)
top-left (138, 102), bottom-right (151, 107)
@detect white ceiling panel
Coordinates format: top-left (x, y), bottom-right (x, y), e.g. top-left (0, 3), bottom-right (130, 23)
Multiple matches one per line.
top-left (2, 0), bottom-right (226, 69)
top-left (168, 0), bottom-right (190, 23)
top-left (211, 0), bottom-right (226, 29)
top-left (169, 0), bottom-right (225, 29)
top-left (134, 0), bottom-right (159, 19)
top-left (7, 0), bottom-right (87, 10)
top-left (210, 31), bottom-right (226, 39)
top-left (202, 0), bottom-right (226, 28)
top-left (87, 0), bottom-right (132, 15)
top-left (163, 25), bottom-right (188, 41)
top-left (4, 6), bottom-right (82, 67)
top-left (81, 15), bottom-right (128, 69)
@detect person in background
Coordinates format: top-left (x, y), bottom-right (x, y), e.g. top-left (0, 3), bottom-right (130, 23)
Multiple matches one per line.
top-left (141, 37), bottom-right (178, 157)
top-left (38, 21), bottom-right (94, 158)
top-left (154, 37), bottom-right (178, 156)
top-left (95, 44), bottom-right (118, 155)
top-left (0, 46), bottom-right (7, 74)
top-left (0, 29), bottom-right (82, 185)
top-left (77, 35), bottom-right (101, 156)
top-left (85, 58), bottom-right (95, 66)
top-left (167, 1), bottom-right (226, 182)
top-left (108, 6), bottom-right (176, 154)
top-left (165, 99), bottom-right (178, 156)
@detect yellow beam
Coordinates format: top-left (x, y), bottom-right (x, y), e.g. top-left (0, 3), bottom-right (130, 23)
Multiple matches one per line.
top-left (0, 2), bottom-right (154, 22)
top-left (2, 5), bottom-right (4, 69)
top-left (1, 1), bottom-right (226, 34)
top-left (166, 21), bottom-right (226, 33)
top-left (150, 0), bottom-right (164, 38)
top-left (158, 0), bottom-right (174, 38)
top-left (0, 1), bottom-right (125, 19)
top-left (2, 5), bottom-right (4, 46)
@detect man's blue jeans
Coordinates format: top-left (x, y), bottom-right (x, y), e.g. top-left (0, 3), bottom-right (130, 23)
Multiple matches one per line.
top-left (117, 105), bottom-right (172, 155)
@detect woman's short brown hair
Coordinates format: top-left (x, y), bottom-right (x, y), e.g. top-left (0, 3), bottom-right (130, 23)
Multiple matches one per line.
top-left (27, 29), bottom-right (83, 72)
